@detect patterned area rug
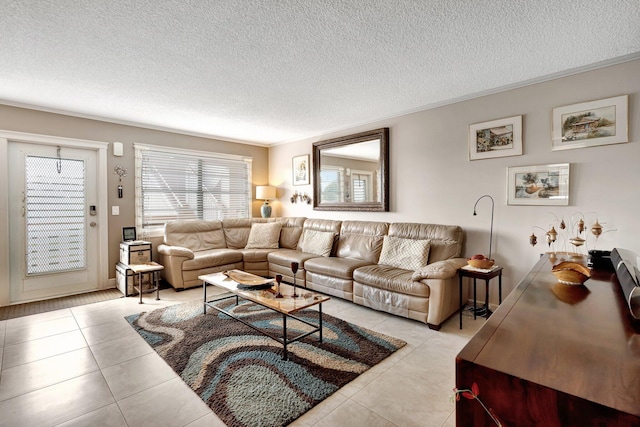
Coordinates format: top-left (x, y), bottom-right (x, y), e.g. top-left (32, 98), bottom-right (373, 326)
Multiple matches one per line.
top-left (126, 299), bottom-right (406, 427)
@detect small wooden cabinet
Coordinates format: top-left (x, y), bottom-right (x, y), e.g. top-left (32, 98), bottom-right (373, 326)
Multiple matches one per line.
top-left (456, 253), bottom-right (640, 426)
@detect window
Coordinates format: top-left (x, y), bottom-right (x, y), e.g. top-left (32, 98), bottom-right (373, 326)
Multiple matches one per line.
top-left (319, 166), bottom-right (344, 203)
top-left (135, 144), bottom-right (252, 237)
top-left (350, 170), bottom-right (373, 203)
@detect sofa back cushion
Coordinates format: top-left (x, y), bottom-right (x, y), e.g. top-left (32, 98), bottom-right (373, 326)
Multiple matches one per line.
top-left (336, 220), bottom-right (388, 263)
top-left (164, 220), bottom-right (226, 251)
top-left (388, 223), bottom-right (464, 263)
top-left (275, 217), bottom-right (306, 249)
top-left (222, 217), bottom-right (305, 249)
top-left (378, 235), bottom-right (431, 270)
top-left (222, 218), bottom-right (265, 249)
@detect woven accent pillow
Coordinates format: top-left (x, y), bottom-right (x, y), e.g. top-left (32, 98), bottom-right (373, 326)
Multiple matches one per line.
top-left (299, 229), bottom-right (335, 257)
top-left (378, 236), bottom-right (430, 270)
top-left (245, 222), bottom-right (282, 249)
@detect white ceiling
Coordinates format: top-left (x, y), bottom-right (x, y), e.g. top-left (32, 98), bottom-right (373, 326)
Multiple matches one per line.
top-left (1, 1), bottom-right (639, 146)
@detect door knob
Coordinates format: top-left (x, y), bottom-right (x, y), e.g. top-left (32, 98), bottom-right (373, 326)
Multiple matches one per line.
top-left (90, 222), bottom-right (97, 227)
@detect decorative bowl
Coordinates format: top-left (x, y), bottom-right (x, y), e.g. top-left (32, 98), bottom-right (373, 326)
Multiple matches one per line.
top-left (551, 282), bottom-right (591, 304)
top-left (551, 261), bottom-right (591, 285)
top-left (467, 258), bottom-right (495, 269)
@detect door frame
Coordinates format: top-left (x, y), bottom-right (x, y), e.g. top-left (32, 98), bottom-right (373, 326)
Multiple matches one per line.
top-left (0, 130), bottom-right (109, 306)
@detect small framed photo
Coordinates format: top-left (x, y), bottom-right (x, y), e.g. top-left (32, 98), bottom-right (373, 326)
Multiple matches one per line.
top-left (552, 95), bottom-right (628, 151)
top-left (292, 154), bottom-right (310, 185)
top-left (507, 163), bottom-right (570, 206)
top-left (469, 115), bottom-right (522, 160)
top-left (122, 227), bottom-right (137, 242)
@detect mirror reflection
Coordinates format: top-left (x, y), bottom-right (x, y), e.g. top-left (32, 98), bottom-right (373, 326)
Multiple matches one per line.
top-left (312, 128), bottom-right (389, 211)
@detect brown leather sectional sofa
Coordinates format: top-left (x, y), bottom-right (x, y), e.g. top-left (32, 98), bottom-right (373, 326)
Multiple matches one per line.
top-left (158, 217), bottom-right (466, 330)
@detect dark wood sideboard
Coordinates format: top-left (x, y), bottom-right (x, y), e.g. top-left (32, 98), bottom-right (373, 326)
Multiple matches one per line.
top-left (456, 253), bottom-right (640, 426)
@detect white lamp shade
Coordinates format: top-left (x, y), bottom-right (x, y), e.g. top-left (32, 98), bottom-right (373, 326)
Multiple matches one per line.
top-left (256, 185), bottom-right (276, 200)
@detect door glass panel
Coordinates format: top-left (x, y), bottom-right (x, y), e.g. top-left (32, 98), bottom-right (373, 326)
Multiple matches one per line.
top-left (25, 156), bottom-right (86, 275)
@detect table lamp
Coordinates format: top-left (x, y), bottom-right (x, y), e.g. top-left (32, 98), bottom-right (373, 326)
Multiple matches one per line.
top-left (256, 185), bottom-right (276, 218)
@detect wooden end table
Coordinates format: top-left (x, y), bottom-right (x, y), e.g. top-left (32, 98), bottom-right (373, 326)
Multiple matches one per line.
top-left (129, 262), bottom-right (164, 304)
top-left (458, 265), bottom-right (503, 329)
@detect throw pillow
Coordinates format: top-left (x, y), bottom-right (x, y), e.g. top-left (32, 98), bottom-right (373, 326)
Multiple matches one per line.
top-left (378, 236), bottom-right (430, 270)
top-left (244, 222), bottom-right (282, 249)
top-left (299, 229), bottom-right (335, 257)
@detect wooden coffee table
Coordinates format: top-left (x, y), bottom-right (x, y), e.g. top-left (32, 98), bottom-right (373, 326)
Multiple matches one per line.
top-left (199, 271), bottom-right (330, 360)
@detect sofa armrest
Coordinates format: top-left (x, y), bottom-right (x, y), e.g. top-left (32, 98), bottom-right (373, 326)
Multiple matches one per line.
top-left (157, 244), bottom-right (195, 260)
top-left (412, 257), bottom-right (468, 281)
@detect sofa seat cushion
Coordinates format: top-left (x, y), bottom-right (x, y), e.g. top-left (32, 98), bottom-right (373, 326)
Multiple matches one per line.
top-left (304, 256), bottom-right (374, 280)
top-left (354, 264), bottom-right (430, 298)
top-left (182, 249), bottom-right (243, 271)
top-left (267, 249), bottom-right (321, 267)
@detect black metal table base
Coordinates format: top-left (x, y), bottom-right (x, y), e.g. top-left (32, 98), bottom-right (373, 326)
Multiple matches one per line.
top-left (203, 291), bottom-right (323, 361)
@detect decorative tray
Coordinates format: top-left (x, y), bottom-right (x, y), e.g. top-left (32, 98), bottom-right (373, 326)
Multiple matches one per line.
top-left (223, 270), bottom-right (274, 286)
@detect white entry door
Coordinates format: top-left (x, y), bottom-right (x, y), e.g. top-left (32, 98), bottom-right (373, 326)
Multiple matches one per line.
top-left (8, 142), bottom-right (100, 303)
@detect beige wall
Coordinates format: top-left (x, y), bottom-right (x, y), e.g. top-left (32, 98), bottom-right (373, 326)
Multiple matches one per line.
top-left (1, 59), bottom-right (638, 307)
top-left (269, 59), bottom-right (640, 306)
top-left (0, 106), bottom-right (269, 289)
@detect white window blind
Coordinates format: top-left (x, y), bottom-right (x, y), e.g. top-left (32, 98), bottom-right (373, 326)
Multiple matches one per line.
top-left (319, 167), bottom-right (344, 203)
top-left (25, 155), bottom-right (86, 275)
top-left (352, 177), bottom-right (366, 202)
top-left (135, 144), bottom-right (252, 237)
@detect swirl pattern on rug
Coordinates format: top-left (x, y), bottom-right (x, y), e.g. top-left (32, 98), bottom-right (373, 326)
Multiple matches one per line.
top-left (126, 299), bottom-right (406, 427)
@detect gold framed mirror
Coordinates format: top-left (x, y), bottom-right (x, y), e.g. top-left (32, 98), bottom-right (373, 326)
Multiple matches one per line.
top-left (312, 128), bottom-right (389, 211)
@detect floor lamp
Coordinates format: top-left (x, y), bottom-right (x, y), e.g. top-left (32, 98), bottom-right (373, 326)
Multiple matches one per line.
top-left (473, 194), bottom-right (494, 259)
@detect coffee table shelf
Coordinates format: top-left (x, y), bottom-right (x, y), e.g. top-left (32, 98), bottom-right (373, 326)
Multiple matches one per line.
top-left (199, 272), bottom-right (330, 360)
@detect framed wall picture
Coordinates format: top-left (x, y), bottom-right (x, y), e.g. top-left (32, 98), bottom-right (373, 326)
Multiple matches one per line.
top-left (469, 115), bottom-right (523, 160)
top-left (507, 163), bottom-right (570, 206)
top-left (292, 154), bottom-right (310, 185)
top-left (552, 95), bottom-right (628, 151)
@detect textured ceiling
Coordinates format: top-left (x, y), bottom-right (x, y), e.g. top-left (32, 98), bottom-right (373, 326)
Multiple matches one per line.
top-left (1, 1), bottom-right (639, 145)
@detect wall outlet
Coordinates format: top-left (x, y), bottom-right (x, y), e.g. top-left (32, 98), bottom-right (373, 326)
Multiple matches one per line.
top-left (112, 206), bottom-right (120, 215)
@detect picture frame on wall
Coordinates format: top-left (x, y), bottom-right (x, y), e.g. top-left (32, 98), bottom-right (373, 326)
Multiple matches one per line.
top-left (469, 115), bottom-right (523, 160)
top-left (552, 95), bottom-right (628, 151)
top-left (507, 163), bottom-right (570, 206)
top-left (292, 154), bottom-right (310, 185)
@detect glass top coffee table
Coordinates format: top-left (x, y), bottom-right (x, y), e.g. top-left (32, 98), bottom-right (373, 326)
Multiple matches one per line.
top-left (199, 271), bottom-right (330, 360)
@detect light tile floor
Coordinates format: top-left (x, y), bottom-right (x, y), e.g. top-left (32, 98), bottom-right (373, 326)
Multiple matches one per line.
top-left (0, 286), bottom-right (485, 427)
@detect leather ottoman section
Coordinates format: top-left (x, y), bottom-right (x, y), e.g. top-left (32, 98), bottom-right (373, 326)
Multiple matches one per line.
top-left (239, 248), bottom-right (276, 263)
top-left (243, 260), bottom-right (270, 276)
top-left (353, 282), bottom-right (429, 324)
top-left (269, 263), bottom-right (305, 287)
top-left (182, 248), bottom-right (243, 271)
top-left (353, 265), bottom-right (430, 298)
top-left (267, 249), bottom-right (321, 286)
top-left (305, 271), bottom-right (354, 300)
top-left (304, 256), bottom-right (374, 280)
top-left (182, 261), bottom-right (244, 288)
top-left (267, 249), bottom-right (320, 266)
